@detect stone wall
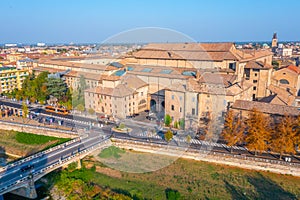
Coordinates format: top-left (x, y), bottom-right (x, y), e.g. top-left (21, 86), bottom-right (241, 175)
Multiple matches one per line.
top-left (112, 139), bottom-right (300, 177)
top-left (0, 121), bottom-right (77, 139)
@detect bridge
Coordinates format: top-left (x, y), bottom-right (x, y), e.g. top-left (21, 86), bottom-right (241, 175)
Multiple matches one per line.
top-left (0, 131), bottom-right (112, 199)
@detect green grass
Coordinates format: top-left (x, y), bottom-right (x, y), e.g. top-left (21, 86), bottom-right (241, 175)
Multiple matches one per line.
top-left (98, 146), bottom-right (125, 159)
top-left (0, 130), bottom-right (71, 159)
top-left (15, 131), bottom-right (69, 145)
top-left (48, 151), bottom-right (300, 200)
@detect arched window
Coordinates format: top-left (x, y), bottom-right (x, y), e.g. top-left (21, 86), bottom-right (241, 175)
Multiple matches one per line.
top-left (171, 105), bottom-right (175, 111)
top-left (279, 79), bottom-right (289, 84)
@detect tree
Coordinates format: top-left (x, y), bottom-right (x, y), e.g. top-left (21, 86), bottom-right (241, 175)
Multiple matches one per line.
top-left (88, 108), bottom-right (95, 115)
top-left (271, 115), bottom-right (298, 159)
top-left (47, 77), bottom-right (68, 100)
top-left (173, 121), bottom-right (179, 129)
top-left (21, 103), bottom-right (29, 131)
top-left (164, 114), bottom-right (172, 127)
top-left (73, 75), bottom-right (87, 108)
top-left (245, 109), bottom-right (271, 156)
top-left (221, 110), bottom-right (245, 153)
top-left (165, 188), bottom-right (181, 200)
top-left (186, 135), bottom-right (191, 143)
top-left (179, 118), bottom-right (185, 129)
top-left (76, 104), bottom-right (85, 112)
top-left (22, 102), bottom-right (28, 119)
top-left (165, 130), bottom-right (173, 142)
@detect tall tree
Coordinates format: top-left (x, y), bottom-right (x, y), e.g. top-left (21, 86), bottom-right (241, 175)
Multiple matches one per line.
top-left (271, 115), bottom-right (298, 159)
top-left (21, 103), bottom-right (29, 131)
top-left (73, 75), bottom-right (87, 108)
top-left (221, 110), bottom-right (245, 153)
top-left (47, 77), bottom-right (67, 100)
top-left (245, 108), bottom-right (271, 156)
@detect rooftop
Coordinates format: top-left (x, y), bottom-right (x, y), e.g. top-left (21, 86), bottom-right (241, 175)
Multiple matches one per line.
top-left (232, 100), bottom-right (300, 116)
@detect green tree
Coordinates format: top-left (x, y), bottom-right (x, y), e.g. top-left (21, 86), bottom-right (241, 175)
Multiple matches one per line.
top-left (47, 77), bottom-right (67, 100)
top-left (173, 121), bottom-right (179, 129)
top-left (165, 188), bottom-right (181, 200)
top-left (88, 108), bottom-right (95, 115)
top-left (272, 60), bottom-right (279, 70)
top-left (179, 118), bottom-right (185, 129)
top-left (245, 109), bottom-right (271, 156)
top-left (186, 135), bottom-right (191, 143)
top-left (21, 103), bottom-right (29, 131)
top-left (164, 114), bottom-right (172, 127)
top-left (271, 115), bottom-right (298, 159)
top-left (165, 130), bottom-right (173, 142)
top-left (118, 123), bottom-right (126, 129)
top-left (221, 110), bottom-right (245, 153)
top-left (73, 75), bottom-right (87, 108)
top-left (76, 104), bottom-right (85, 112)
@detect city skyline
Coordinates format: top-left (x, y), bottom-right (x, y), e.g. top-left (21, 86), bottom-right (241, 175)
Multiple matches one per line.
top-left (1, 0), bottom-right (300, 43)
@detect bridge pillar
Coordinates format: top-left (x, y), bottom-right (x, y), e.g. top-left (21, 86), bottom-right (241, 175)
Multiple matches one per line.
top-left (76, 159), bottom-right (82, 169)
top-left (10, 178), bottom-right (37, 199)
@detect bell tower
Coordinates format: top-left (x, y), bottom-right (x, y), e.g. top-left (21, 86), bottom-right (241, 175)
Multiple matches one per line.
top-left (271, 32), bottom-right (278, 53)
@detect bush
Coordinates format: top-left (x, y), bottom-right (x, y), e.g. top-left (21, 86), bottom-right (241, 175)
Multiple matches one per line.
top-left (118, 123), bottom-right (126, 129)
top-left (165, 114), bottom-right (172, 127)
top-left (165, 188), bottom-right (181, 200)
top-left (179, 118), bottom-right (185, 129)
top-left (174, 121), bottom-right (179, 129)
top-left (88, 108), bottom-right (95, 115)
top-left (165, 130), bottom-right (173, 142)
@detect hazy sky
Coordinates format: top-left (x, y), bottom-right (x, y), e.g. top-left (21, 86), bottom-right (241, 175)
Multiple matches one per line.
top-left (1, 0), bottom-right (299, 43)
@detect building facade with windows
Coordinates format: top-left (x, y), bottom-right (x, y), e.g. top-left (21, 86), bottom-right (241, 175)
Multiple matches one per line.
top-left (0, 66), bottom-right (29, 93)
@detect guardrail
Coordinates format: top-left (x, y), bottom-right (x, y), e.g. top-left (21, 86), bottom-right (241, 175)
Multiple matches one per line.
top-left (112, 138), bottom-right (300, 168)
top-left (0, 139), bottom-right (111, 195)
top-left (0, 137), bottom-right (81, 172)
top-left (0, 119), bottom-right (77, 135)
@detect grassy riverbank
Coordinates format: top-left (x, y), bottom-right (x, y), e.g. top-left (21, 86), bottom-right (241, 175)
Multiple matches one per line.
top-left (0, 129), bottom-right (70, 159)
top-left (45, 146), bottom-right (300, 200)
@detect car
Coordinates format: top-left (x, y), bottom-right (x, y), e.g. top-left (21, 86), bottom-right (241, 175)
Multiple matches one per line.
top-left (21, 165), bottom-right (34, 172)
top-left (146, 116), bottom-right (156, 121)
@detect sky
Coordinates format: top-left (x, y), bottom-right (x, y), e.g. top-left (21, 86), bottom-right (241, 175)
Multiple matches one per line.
top-left (1, 0), bottom-right (299, 44)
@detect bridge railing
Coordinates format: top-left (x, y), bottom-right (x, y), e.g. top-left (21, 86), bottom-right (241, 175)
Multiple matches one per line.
top-left (0, 139), bottom-right (111, 195)
top-left (0, 137), bottom-right (81, 172)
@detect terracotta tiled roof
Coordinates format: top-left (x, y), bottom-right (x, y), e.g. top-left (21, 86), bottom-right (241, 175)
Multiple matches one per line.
top-left (120, 75), bottom-right (147, 90)
top-left (232, 100), bottom-right (300, 116)
top-left (85, 86), bottom-right (113, 96)
top-left (245, 61), bottom-right (273, 69)
top-left (132, 43), bottom-right (239, 62)
top-left (286, 65), bottom-right (300, 74)
top-left (38, 59), bottom-right (114, 71)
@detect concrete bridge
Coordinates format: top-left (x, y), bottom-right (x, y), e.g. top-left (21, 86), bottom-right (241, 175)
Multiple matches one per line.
top-left (0, 134), bottom-right (111, 199)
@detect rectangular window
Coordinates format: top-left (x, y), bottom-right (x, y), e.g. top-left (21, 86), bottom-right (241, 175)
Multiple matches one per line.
top-left (229, 62), bottom-right (236, 71)
top-left (192, 108), bottom-right (196, 115)
top-left (253, 86), bottom-right (257, 90)
top-left (172, 95), bottom-right (174, 100)
top-left (179, 96), bottom-right (182, 101)
top-left (192, 97), bottom-right (195, 102)
top-left (180, 107), bottom-right (182, 112)
top-left (253, 80), bottom-right (258, 83)
top-left (171, 105), bottom-right (174, 111)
